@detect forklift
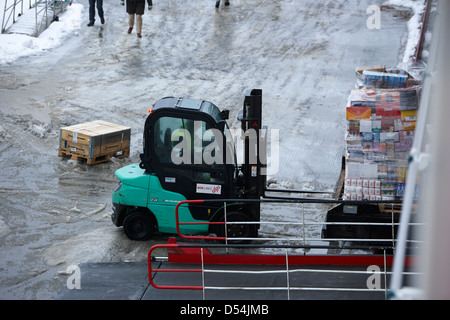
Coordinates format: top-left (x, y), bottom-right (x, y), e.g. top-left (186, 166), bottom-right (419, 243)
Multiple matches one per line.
top-left (111, 88), bottom-right (399, 243)
top-left (112, 89), bottom-right (267, 240)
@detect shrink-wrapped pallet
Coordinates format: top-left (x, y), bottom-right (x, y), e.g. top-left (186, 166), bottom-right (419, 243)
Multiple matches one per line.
top-left (343, 66), bottom-right (421, 201)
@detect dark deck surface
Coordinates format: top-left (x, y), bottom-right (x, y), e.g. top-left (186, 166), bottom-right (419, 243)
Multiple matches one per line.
top-left (56, 261), bottom-right (390, 300)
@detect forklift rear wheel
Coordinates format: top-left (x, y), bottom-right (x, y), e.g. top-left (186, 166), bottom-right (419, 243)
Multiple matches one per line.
top-left (123, 212), bottom-right (154, 241)
top-left (217, 212), bottom-right (254, 242)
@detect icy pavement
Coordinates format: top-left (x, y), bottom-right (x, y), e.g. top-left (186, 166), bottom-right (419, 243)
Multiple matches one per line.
top-left (0, 0), bottom-right (416, 299)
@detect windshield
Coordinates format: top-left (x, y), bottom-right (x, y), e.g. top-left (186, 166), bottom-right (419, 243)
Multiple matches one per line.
top-left (201, 101), bottom-right (223, 123)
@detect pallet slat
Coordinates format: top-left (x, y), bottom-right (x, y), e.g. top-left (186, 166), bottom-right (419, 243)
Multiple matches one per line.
top-left (58, 149), bottom-right (130, 165)
top-left (378, 203), bottom-right (403, 214)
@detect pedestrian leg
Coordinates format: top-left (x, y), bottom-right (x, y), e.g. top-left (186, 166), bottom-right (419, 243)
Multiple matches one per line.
top-left (97, 0), bottom-right (105, 24)
top-left (136, 14), bottom-right (143, 38)
top-left (88, 0), bottom-right (95, 26)
top-left (128, 14), bottom-right (134, 34)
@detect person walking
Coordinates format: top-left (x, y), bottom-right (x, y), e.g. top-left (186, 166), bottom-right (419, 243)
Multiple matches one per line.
top-left (215, 0), bottom-right (230, 8)
top-left (122, 0), bottom-right (153, 38)
top-left (87, 0), bottom-right (105, 26)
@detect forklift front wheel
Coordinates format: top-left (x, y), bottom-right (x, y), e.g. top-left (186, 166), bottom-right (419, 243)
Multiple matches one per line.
top-left (216, 212), bottom-right (254, 242)
top-left (123, 211), bottom-right (155, 241)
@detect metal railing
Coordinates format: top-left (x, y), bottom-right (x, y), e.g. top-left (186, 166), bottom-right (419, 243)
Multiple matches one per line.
top-left (147, 242), bottom-right (418, 300)
top-left (390, 0), bottom-right (442, 299)
top-left (174, 198), bottom-right (412, 246)
top-left (144, 197), bottom-right (423, 299)
top-left (2, 0), bottom-right (72, 37)
top-left (2, 0), bottom-right (28, 32)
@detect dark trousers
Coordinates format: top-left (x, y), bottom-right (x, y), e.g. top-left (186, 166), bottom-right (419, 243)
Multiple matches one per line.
top-left (89, 0), bottom-right (104, 22)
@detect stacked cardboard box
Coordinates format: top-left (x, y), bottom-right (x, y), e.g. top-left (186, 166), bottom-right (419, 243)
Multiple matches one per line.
top-left (343, 66), bottom-right (420, 201)
top-left (58, 120), bottom-right (131, 164)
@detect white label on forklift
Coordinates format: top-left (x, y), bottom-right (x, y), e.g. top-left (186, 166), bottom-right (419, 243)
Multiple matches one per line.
top-left (196, 183), bottom-right (222, 195)
top-left (165, 177), bottom-right (176, 183)
top-left (251, 165), bottom-right (257, 177)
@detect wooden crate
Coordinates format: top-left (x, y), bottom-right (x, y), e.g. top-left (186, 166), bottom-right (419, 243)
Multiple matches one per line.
top-left (58, 120), bottom-right (131, 164)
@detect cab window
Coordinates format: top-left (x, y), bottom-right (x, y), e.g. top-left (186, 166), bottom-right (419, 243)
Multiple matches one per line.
top-left (201, 102), bottom-right (223, 123)
top-left (153, 116), bottom-right (225, 184)
top-left (153, 116), bottom-right (184, 163)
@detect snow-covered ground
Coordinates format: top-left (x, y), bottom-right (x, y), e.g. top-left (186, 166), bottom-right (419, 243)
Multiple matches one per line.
top-left (0, 0), bottom-right (425, 65)
top-left (0, 0), bottom-right (83, 63)
top-left (0, 0), bottom-right (428, 299)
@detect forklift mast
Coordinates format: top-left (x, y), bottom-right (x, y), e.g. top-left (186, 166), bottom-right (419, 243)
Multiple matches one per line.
top-left (238, 89), bottom-right (267, 198)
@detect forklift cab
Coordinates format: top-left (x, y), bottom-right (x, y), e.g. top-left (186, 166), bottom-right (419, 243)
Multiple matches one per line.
top-left (112, 90), bottom-right (264, 241)
top-left (139, 97), bottom-right (238, 202)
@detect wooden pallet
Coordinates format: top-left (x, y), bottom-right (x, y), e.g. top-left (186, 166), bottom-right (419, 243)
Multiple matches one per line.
top-left (59, 138), bottom-right (130, 160)
top-left (58, 148), bottom-right (130, 165)
top-left (379, 203), bottom-right (403, 214)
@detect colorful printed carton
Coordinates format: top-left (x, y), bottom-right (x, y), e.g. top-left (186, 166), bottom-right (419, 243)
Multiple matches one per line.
top-left (343, 67), bottom-right (421, 201)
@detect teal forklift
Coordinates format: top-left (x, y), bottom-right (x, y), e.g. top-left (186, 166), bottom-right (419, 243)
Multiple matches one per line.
top-left (112, 89), bottom-right (267, 240)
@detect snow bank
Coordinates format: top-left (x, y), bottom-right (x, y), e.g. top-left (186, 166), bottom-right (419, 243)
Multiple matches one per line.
top-left (0, 1), bottom-right (83, 64)
top-left (383, 0), bottom-right (427, 66)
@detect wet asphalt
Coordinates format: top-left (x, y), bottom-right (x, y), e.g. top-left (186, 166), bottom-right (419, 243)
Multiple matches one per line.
top-left (0, 0), bottom-right (412, 299)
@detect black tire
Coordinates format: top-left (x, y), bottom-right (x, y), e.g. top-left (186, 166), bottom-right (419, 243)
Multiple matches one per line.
top-left (216, 212), bottom-right (255, 243)
top-left (123, 211), bottom-right (154, 241)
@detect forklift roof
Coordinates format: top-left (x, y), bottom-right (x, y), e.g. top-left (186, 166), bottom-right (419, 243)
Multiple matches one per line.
top-left (153, 97), bottom-right (223, 123)
top-left (178, 98), bottom-right (203, 110)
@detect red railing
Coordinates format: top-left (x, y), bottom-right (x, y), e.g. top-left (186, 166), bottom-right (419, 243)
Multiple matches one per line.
top-left (147, 242), bottom-right (204, 290)
top-left (174, 198), bottom-right (406, 244)
top-left (175, 199), bottom-right (228, 241)
top-left (147, 240), bottom-right (416, 295)
top-left (152, 197), bottom-right (418, 295)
